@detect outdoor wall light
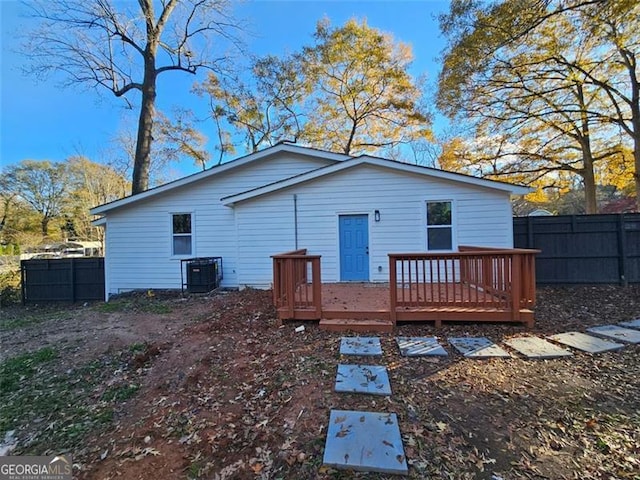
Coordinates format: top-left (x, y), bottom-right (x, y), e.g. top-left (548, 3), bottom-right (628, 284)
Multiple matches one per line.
top-left (374, 210), bottom-right (381, 222)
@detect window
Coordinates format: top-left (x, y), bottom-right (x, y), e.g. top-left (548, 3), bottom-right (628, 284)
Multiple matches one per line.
top-left (172, 213), bottom-right (192, 256)
top-left (426, 201), bottom-right (452, 250)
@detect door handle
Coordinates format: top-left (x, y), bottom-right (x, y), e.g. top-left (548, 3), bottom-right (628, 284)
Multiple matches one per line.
top-left (366, 247), bottom-right (369, 255)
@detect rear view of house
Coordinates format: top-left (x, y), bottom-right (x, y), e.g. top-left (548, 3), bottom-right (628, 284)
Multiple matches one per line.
top-left (91, 143), bottom-right (534, 327)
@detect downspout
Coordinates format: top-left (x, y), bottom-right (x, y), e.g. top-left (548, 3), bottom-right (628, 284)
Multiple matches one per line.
top-left (293, 194), bottom-right (299, 249)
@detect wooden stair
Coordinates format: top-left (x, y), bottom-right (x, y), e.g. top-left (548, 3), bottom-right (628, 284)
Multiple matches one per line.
top-left (319, 318), bottom-right (394, 333)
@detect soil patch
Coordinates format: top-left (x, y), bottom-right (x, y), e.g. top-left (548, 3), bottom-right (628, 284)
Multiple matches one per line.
top-left (1, 286), bottom-right (639, 479)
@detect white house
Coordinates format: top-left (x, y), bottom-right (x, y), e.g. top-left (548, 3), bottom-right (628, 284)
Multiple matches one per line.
top-left (91, 143), bottom-right (529, 299)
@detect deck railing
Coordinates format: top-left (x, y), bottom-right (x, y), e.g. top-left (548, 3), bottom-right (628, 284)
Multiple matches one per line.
top-left (272, 249), bottom-right (321, 320)
top-left (389, 246), bottom-right (538, 324)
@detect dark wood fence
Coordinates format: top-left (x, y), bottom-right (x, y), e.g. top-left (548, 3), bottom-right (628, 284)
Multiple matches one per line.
top-left (21, 257), bottom-right (105, 303)
top-left (513, 214), bottom-right (640, 285)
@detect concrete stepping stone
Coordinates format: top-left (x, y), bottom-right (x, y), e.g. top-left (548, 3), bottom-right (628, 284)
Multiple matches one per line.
top-left (620, 319), bottom-right (640, 329)
top-left (587, 325), bottom-right (640, 344)
top-left (548, 332), bottom-right (625, 353)
top-left (448, 337), bottom-right (511, 358)
top-left (323, 410), bottom-right (408, 475)
top-left (504, 336), bottom-right (572, 359)
top-left (340, 337), bottom-right (382, 356)
top-left (396, 337), bottom-right (448, 357)
top-left (335, 365), bottom-right (391, 396)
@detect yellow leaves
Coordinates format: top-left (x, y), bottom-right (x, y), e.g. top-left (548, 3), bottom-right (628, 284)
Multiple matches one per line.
top-left (436, 421), bottom-right (448, 433)
top-left (302, 17), bottom-right (430, 155)
top-left (438, 137), bottom-right (473, 173)
top-left (597, 146), bottom-right (635, 192)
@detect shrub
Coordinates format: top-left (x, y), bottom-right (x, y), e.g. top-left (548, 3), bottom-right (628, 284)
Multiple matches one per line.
top-left (0, 270), bottom-right (21, 307)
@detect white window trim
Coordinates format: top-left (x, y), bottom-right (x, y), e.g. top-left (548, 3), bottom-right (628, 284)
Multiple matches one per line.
top-left (424, 199), bottom-right (457, 252)
top-left (170, 212), bottom-right (195, 258)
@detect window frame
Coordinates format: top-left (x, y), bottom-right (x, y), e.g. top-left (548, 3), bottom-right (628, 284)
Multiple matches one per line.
top-left (170, 212), bottom-right (194, 258)
top-left (425, 199), bottom-right (456, 252)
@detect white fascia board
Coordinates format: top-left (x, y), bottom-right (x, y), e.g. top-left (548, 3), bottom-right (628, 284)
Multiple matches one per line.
top-left (221, 160), bottom-right (363, 206)
top-left (90, 143), bottom-right (351, 215)
top-left (222, 156), bottom-right (531, 206)
top-left (356, 156), bottom-right (532, 195)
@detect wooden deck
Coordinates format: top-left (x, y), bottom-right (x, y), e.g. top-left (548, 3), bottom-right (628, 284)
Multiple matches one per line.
top-left (272, 247), bottom-right (539, 332)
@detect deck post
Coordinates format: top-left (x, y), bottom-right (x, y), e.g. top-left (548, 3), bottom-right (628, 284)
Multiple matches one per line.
top-left (285, 258), bottom-right (295, 319)
top-left (482, 255), bottom-right (492, 288)
top-left (389, 255), bottom-right (397, 325)
top-left (273, 259), bottom-right (282, 324)
top-left (272, 259), bottom-right (278, 305)
top-left (312, 257), bottom-right (322, 317)
top-left (511, 253), bottom-right (522, 322)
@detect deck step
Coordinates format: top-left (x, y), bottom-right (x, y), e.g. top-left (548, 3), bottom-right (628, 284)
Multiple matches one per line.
top-left (319, 318), bottom-right (394, 333)
top-left (322, 310), bottom-right (391, 321)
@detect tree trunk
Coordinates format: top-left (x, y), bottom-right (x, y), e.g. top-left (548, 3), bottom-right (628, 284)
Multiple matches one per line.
top-left (622, 48), bottom-right (640, 212)
top-left (577, 82), bottom-right (598, 214)
top-left (41, 216), bottom-right (49, 238)
top-left (344, 119), bottom-right (357, 155)
top-left (0, 196), bottom-right (11, 234)
top-left (631, 79), bottom-right (640, 212)
top-left (634, 142), bottom-right (640, 212)
top-left (582, 154), bottom-right (597, 214)
top-left (132, 50), bottom-right (158, 194)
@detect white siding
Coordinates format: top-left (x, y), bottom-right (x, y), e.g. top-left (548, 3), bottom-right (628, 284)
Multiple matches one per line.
top-left (234, 164), bottom-right (514, 287)
top-left (103, 153), bottom-right (333, 294)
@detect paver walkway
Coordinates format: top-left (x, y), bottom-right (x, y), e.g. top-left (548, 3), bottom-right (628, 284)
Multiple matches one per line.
top-left (335, 365), bottom-right (392, 396)
top-left (548, 332), bottom-right (625, 353)
top-left (323, 410), bottom-right (407, 475)
top-left (396, 336), bottom-right (447, 356)
top-left (587, 325), bottom-right (640, 344)
top-left (322, 320), bottom-right (640, 475)
top-left (504, 336), bottom-right (573, 359)
top-left (449, 337), bottom-right (511, 358)
top-left (339, 336), bottom-right (383, 356)
top-left (325, 337), bottom-right (408, 475)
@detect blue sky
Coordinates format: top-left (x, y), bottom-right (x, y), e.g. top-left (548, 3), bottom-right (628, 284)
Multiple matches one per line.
top-left (1, 0), bottom-right (450, 178)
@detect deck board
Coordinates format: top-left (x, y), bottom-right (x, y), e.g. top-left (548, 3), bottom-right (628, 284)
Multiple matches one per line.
top-left (319, 283), bottom-right (505, 312)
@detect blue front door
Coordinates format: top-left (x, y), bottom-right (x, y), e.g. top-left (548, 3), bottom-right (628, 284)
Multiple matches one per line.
top-left (339, 214), bottom-right (369, 281)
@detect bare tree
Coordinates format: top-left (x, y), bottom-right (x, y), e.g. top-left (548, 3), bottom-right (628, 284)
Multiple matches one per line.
top-left (23, 0), bottom-right (242, 194)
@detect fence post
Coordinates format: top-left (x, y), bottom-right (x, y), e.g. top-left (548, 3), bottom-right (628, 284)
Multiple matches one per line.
top-left (617, 214), bottom-right (628, 286)
top-left (21, 261), bottom-right (26, 305)
top-left (527, 216), bottom-right (534, 248)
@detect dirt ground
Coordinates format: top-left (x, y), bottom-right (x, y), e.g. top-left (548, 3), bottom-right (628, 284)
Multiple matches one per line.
top-left (1, 285), bottom-right (639, 479)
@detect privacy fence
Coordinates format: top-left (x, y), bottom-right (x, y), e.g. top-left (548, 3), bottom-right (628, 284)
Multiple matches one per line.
top-left (513, 214), bottom-right (640, 285)
top-left (21, 257), bottom-right (105, 304)
top-left (16, 215), bottom-right (640, 304)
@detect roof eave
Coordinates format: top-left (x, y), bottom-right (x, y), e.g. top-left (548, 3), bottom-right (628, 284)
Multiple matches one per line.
top-left (90, 144), bottom-right (351, 215)
top-left (223, 156), bottom-right (533, 205)
top-left (91, 216), bottom-right (107, 227)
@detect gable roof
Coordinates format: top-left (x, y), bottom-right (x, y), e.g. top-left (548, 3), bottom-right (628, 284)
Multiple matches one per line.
top-left (90, 143), bottom-right (350, 215)
top-left (221, 154), bottom-right (531, 206)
